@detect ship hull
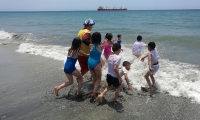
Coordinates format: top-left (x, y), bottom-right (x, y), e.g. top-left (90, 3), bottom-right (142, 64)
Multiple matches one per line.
top-left (97, 9), bottom-right (127, 11)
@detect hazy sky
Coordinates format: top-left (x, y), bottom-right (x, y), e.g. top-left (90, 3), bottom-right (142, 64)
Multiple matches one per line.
top-left (0, 0), bottom-right (200, 11)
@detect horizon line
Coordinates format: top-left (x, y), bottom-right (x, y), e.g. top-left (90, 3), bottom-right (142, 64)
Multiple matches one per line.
top-left (0, 8), bottom-right (200, 12)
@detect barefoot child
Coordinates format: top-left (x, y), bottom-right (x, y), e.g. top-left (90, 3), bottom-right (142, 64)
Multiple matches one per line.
top-left (54, 38), bottom-right (89, 96)
top-left (141, 42), bottom-right (159, 92)
top-left (98, 43), bottom-right (122, 102)
top-left (88, 32), bottom-right (103, 98)
top-left (119, 61), bottom-right (133, 90)
top-left (132, 35), bottom-right (147, 58)
top-left (117, 34), bottom-right (122, 45)
top-left (103, 33), bottom-right (115, 60)
top-left (103, 61), bottom-right (133, 90)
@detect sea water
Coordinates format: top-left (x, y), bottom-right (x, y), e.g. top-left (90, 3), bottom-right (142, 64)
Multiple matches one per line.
top-left (0, 10), bottom-right (200, 103)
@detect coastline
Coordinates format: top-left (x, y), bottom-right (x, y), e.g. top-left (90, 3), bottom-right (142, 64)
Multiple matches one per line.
top-left (1, 44), bottom-right (200, 120)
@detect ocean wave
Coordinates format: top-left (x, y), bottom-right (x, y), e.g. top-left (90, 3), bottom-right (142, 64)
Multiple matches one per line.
top-left (16, 43), bottom-right (68, 61)
top-left (0, 30), bottom-right (12, 39)
top-left (15, 43), bottom-right (200, 104)
top-left (0, 30), bottom-right (36, 45)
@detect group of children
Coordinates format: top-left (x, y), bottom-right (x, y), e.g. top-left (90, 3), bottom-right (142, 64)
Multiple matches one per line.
top-left (54, 31), bottom-right (159, 103)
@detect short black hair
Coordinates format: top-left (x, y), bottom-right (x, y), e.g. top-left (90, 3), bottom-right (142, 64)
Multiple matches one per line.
top-left (105, 33), bottom-right (113, 41)
top-left (91, 32), bottom-right (101, 45)
top-left (117, 34), bottom-right (121, 38)
top-left (122, 61), bottom-right (130, 66)
top-left (112, 43), bottom-right (121, 52)
top-left (148, 42), bottom-right (156, 49)
top-left (137, 35), bottom-right (142, 41)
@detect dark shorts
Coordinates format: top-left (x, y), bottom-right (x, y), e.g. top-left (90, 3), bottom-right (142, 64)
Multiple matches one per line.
top-left (78, 56), bottom-right (89, 74)
top-left (106, 74), bottom-right (120, 88)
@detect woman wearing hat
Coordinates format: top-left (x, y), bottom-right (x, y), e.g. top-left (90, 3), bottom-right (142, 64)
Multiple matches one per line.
top-left (77, 19), bottom-right (95, 76)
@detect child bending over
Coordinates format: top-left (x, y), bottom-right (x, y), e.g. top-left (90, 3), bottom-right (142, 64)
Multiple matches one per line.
top-left (119, 61), bottom-right (133, 90)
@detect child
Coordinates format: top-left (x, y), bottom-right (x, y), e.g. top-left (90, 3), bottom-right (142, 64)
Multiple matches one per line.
top-left (141, 42), bottom-right (159, 92)
top-left (103, 61), bottom-right (132, 90)
top-left (88, 32), bottom-right (103, 98)
top-left (98, 43), bottom-right (122, 103)
top-left (103, 33), bottom-right (115, 60)
top-left (117, 34), bottom-right (122, 45)
top-left (54, 38), bottom-right (89, 96)
top-left (132, 35), bottom-right (147, 58)
top-left (119, 61), bottom-right (133, 90)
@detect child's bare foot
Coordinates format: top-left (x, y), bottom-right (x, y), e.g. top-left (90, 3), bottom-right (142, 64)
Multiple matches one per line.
top-left (96, 91), bottom-right (100, 95)
top-left (103, 83), bottom-right (108, 88)
top-left (98, 94), bottom-right (103, 103)
top-left (91, 93), bottom-right (96, 99)
top-left (147, 87), bottom-right (153, 92)
top-left (54, 86), bottom-right (58, 96)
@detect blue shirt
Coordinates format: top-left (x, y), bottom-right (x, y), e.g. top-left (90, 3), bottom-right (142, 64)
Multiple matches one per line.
top-left (117, 39), bottom-right (121, 45)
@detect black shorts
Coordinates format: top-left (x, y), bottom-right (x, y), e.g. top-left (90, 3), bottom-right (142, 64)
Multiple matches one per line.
top-left (106, 74), bottom-right (120, 88)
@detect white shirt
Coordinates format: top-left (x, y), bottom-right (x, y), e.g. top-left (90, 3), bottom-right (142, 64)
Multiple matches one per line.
top-left (150, 49), bottom-right (159, 65)
top-left (107, 54), bottom-right (121, 78)
top-left (132, 41), bottom-right (146, 55)
top-left (119, 67), bottom-right (128, 77)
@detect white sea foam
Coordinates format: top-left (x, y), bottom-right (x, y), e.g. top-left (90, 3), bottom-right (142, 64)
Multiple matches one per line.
top-left (16, 43), bottom-right (200, 104)
top-left (16, 43), bottom-right (68, 61)
top-left (0, 30), bottom-right (12, 40)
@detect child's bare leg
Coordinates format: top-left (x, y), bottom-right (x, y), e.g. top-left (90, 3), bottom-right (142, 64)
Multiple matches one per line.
top-left (98, 85), bottom-right (113, 102)
top-left (150, 75), bottom-right (155, 85)
top-left (72, 70), bottom-right (83, 95)
top-left (54, 73), bottom-right (73, 96)
top-left (90, 69), bottom-right (97, 98)
top-left (91, 64), bottom-right (101, 98)
top-left (90, 69), bottom-right (96, 87)
top-left (144, 72), bottom-right (153, 91)
top-left (100, 57), bottom-right (105, 67)
top-left (114, 86), bottom-right (120, 101)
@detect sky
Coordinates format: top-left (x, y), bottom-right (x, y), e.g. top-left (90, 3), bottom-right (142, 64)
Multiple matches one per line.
top-left (0, 0), bottom-right (200, 11)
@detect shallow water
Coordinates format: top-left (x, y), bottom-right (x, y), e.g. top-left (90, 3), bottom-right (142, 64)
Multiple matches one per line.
top-left (1, 10), bottom-right (200, 104)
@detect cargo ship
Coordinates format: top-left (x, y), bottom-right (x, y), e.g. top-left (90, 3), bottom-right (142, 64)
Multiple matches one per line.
top-left (97, 6), bottom-right (127, 11)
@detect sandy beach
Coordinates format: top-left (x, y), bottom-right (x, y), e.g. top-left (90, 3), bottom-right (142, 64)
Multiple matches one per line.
top-left (1, 44), bottom-right (200, 120)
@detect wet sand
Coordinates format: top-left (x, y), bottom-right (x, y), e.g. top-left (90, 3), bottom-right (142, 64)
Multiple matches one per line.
top-left (1, 44), bottom-right (200, 120)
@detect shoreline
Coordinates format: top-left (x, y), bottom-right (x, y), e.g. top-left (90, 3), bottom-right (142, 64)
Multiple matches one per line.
top-left (1, 44), bottom-right (200, 120)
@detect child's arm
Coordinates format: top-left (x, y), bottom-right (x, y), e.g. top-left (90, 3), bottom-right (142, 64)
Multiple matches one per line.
top-left (79, 50), bottom-right (89, 57)
top-left (124, 73), bottom-right (133, 90)
top-left (118, 66), bottom-right (123, 69)
top-left (141, 54), bottom-right (148, 62)
top-left (89, 44), bottom-right (93, 51)
top-left (99, 44), bottom-right (104, 51)
top-left (111, 39), bottom-right (116, 44)
top-left (82, 33), bottom-right (91, 46)
top-left (114, 64), bottom-right (122, 83)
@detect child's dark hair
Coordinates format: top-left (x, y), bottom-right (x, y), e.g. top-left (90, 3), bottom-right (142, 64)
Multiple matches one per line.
top-left (117, 34), bottom-right (121, 38)
top-left (123, 61), bottom-right (130, 67)
top-left (137, 35), bottom-right (142, 41)
top-left (112, 43), bottom-right (121, 52)
top-left (148, 42), bottom-right (156, 49)
top-left (68, 37), bottom-right (81, 57)
top-left (105, 33), bottom-right (113, 41)
top-left (91, 32), bottom-right (101, 45)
